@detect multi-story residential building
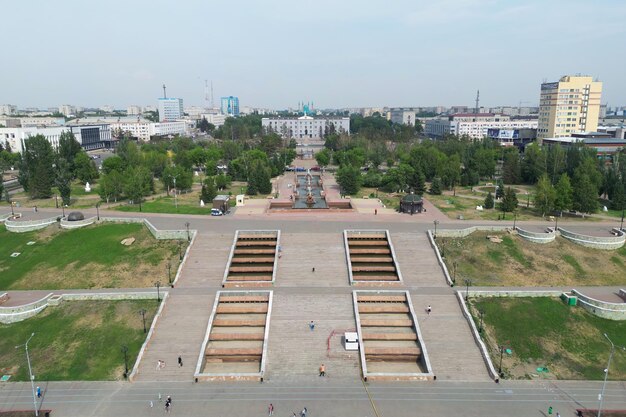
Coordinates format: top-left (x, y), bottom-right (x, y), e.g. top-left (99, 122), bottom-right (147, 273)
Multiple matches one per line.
top-left (110, 119), bottom-right (187, 141)
top-left (537, 75), bottom-right (602, 140)
top-left (58, 105), bottom-right (76, 117)
top-left (220, 96), bottom-right (239, 116)
top-left (0, 105), bottom-right (17, 115)
top-left (0, 117), bottom-right (66, 128)
top-left (262, 115), bottom-right (349, 139)
top-left (158, 98), bottom-right (184, 121)
top-left (0, 124), bottom-right (110, 153)
top-left (127, 105), bottom-right (143, 115)
top-left (200, 113), bottom-right (227, 128)
top-left (424, 113), bottom-right (538, 139)
top-left (389, 109), bottom-right (416, 126)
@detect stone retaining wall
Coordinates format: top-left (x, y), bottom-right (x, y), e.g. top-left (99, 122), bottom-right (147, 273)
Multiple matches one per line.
top-left (129, 292), bottom-right (169, 382)
top-left (0, 213), bottom-right (15, 223)
top-left (558, 227), bottom-right (625, 250)
top-left (0, 293), bottom-right (54, 324)
top-left (428, 230), bottom-right (453, 286)
top-left (515, 227), bottom-right (556, 244)
top-left (60, 217), bottom-right (97, 229)
top-left (572, 289), bottom-right (626, 320)
top-left (433, 225), bottom-right (509, 239)
top-left (5, 216), bottom-right (59, 233)
top-left (0, 292), bottom-right (8, 305)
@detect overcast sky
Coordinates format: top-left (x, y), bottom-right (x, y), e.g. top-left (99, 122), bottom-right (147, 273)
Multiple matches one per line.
top-left (1, 0), bottom-right (625, 110)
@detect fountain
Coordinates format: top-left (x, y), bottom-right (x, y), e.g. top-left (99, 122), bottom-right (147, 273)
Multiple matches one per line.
top-left (292, 173), bottom-right (328, 209)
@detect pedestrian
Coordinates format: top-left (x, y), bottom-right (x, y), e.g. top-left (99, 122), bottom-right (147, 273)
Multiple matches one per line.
top-left (301, 407), bottom-right (307, 417)
top-left (548, 406), bottom-right (553, 415)
top-left (149, 400), bottom-right (153, 408)
top-left (309, 321), bottom-right (315, 331)
top-left (158, 392), bottom-right (162, 402)
top-left (268, 403), bottom-right (274, 416)
top-left (292, 413), bottom-right (297, 417)
top-left (312, 267), bottom-right (315, 272)
top-left (165, 401), bottom-right (170, 413)
top-left (319, 363), bottom-right (326, 377)
top-left (556, 413), bottom-right (560, 417)
top-left (178, 355), bottom-right (183, 367)
top-left (36, 386), bottom-right (41, 398)
top-left (427, 305), bottom-right (432, 315)
top-left (374, 209), bottom-right (377, 215)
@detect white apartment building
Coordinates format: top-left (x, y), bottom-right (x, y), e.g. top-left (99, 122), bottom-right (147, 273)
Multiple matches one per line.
top-left (425, 113), bottom-right (538, 139)
top-left (127, 105), bottom-right (143, 115)
top-left (0, 105), bottom-right (17, 115)
top-left (390, 109), bottom-right (416, 126)
top-left (0, 124), bottom-right (110, 153)
top-left (158, 98), bottom-right (184, 121)
top-left (261, 115), bottom-right (350, 139)
top-left (200, 113), bottom-right (227, 128)
top-left (110, 120), bottom-right (187, 141)
top-left (58, 105), bottom-right (76, 116)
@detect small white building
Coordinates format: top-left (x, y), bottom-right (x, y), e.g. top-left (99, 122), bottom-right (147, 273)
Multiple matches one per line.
top-left (158, 98), bottom-right (184, 121)
top-left (262, 115), bottom-right (350, 139)
top-left (425, 113), bottom-right (538, 139)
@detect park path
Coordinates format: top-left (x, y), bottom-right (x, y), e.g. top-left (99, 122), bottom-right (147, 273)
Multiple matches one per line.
top-left (132, 232), bottom-right (230, 382)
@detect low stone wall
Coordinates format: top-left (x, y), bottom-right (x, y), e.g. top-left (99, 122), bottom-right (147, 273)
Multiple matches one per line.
top-left (60, 216), bottom-right (97, 229)
top-left (620, 289), bottom-right (626, 300)
top-left (0, 213), bottom-right (15, 223)
top-left (428, 230), bottom-right (453, 287)
top-left (515, 227), bottom-right (556, 244)
top-left (96, 217), bottom-right (193, 241)
top-left (5, 216), bottom-right (59, 233)
top-left (572, 289), bottom-right (626, 320)
top-left (0, 293), bottom-right (54, 324)
top-left (558, 227), bottom-right (625, 250)
top-left (0, 292), bottom-right (8, 305)
top-left (433, 225), bottom-right (509, 239)
top-left (129, 292), bottom-right (169, 382)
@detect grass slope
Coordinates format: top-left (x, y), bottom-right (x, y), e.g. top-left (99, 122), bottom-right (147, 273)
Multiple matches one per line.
top-left (0, 300), bottom-right (158, 381)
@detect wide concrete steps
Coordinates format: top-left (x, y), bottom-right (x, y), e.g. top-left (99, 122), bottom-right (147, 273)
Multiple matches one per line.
top-left (133, 293), bottom-right (215, 381)
top-left (178, 233), bottom-right (231, 288)
top-left (409, 293), bottom-right (490, 381)
top-left (276, 233), bottom-right (349, 287)
top-left (265, 292), bottom-right (360, 381)
top-left (392, 233), bottom-right (447, 287)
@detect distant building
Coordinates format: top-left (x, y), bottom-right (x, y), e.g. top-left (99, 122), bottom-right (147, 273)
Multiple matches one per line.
top-left (127, 105), bottom-right (143, 115)
top-left (425, 113), bottom-right (538, 139)
top-left (220, 96), bottom-right (239, 116)
top-left (538, 75), bottom-right (602, 140)
top-left (0, 117), bottom-right (66, 128)
top-left (262, 115), bottom-right (349, 139)
top-left (542, 136), bottom-right (626, 161)
top-left (390, 109), bottom-right (416, 126)
top-left (200, 113), bottom-right (227, 128)
top-left (0, 124), bottom-right (110, 153)
top-left (158, 98), bottom-right (184, 121)
top-left (0, 104), bottom-right (17, 115)
top-left (58, 105), bottom-right (76, 117)
top-left (486, 128), bottom-right (537, 148)
top-left (110, 119), bottom-right (187, 141)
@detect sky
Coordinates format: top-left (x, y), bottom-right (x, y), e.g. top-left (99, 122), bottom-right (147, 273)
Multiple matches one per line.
top-left (1, 0), bottom-right (625, 110)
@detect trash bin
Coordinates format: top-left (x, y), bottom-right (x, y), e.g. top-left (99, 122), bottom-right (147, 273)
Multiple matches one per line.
top-left (568, 296), bottom-right (577, 306)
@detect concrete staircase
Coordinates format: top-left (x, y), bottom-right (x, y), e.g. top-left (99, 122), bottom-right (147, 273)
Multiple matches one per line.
top-left (264, 291), bottom-right (360, 382)
top-left (393, 233), bottom-right (448, 288)
top-left (276, 233), bottom-right (349, 287)
top-left (178, 232), bottom-right (232, 288)
top-left (409, 292), bottom-right (491, 381)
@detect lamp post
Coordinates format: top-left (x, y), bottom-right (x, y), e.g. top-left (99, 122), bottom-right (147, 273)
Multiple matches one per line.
top-left (167, 260), bottom-right (172, 287)
top-left (498, 345), bottom-right (506, 377)
top-left (464, 278), bottom-right (472, 301)
top-left (479, 309), bottom-right (484, 333)
top-left (620, 207), bottom-right (624, 231)
top-left (155, 281), bottom-right (161, 302)
top-left (96, 202), bottom-right (100, 221)
top-left (62, 204), bottom-right (66, 218)
top-left (452, 261), bottom-right (457, 285)
top-left (433, 219), bottom-right (439, 239)
top-left (598, 333), bottom-right (626, 417)
top-left (178, 240), bottom-right (183, 261)
top-left (185, 222), bottom-right (190, 242)
top-left (139, 309), bottom-right (147, 333)
top-left (173, 177), bottom-right (178, 210)
top-left (526, 192), bottom-right (530, 208)
top-left (121, 345), bottom-right (129, 378)
top-left (513, 211), bottom-right (517, 230)
top-left (15, 333), bottom-right (38, 417)
top-left (554, 215), bottom-right (558, 233)
top-left (10, 201), bottom-right (15, 216)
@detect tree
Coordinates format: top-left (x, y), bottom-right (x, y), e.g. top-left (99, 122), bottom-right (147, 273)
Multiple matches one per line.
top-left (495, 179), bottom-right (504, 199)
top-left (429, 177), bottom-right (442, 195)
top-left (102, 155), bottom-right (124, 174)
top-left (521, 142), bottom-right (546, 184)
top-left (534, 174), bottom-right (556, 216)
top-left (500, 187), bottom-right (518, 219)
top-left (611, 181), bottom-right (626, 211)
top-left (484, 191), bottom-right (495, 209)
top-left (74, 152), bottom-right (99, 184)
top-left (336, 164), bottom-right (362, 195)
top-left (412, 168), bottom-right (426, 195)
top-left (19, 135), bottom-right (56, 198)
top-left (200, 177), bottom-right (217, 203)
top-left (214, 174), bottom-right (231, 190)
top-left (315, 149), bottom-right (331, 168)
top-left (98, 169), bottom-right (124, 203)
top-left (554, 173), bottom-right (573, 215)
top-left (572, 174), bottom-right (598, 214)
top-left (54, 157), bottom-right (73, 206)
top-left (441, 154), bottom-right (461, 194)
top-left (502, 149), bottom-right (521, 184)
top-left (124, 166), bottom-right (152, 211)
top-left (57, 131), bottom-right (82, 175)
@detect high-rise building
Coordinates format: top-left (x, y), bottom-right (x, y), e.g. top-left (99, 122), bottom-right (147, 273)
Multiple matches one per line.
top-left (0, 104), bottom-right (17, 115)
top-left (158, 98), bottom-right (184, 121)
top-left (537, 75), bottom-right (602, 140)
top-left (220, 96), bottom-right (239, 116)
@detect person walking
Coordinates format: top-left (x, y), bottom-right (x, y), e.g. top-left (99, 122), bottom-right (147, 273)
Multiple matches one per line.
top-left (178, 355), bottom-right (183, 367)
top-left (312, 267), bottom-right (315, 272)
top-left (268, 403), bottom-right (274, 416)
top-left (309, 321), bottom-right (315, 331)
top-left (36, 386), bottom-right (41, 398)
top-left (319, 364), bottom-right (326, 377)
top-left (427, 305), bottom-right (432, 315)
top-left (301, 407), bottom-right (308, 417)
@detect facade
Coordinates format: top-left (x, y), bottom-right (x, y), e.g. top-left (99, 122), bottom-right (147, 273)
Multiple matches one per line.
top-left (220, 96), bottom-right (240, 116)
top-left (261, 115), bottom-right (350, 139)
top-left (537, 75), bottom-right (603, 140)
top-left (200, 113), bottom-right (227, 128)
top-left (486, 128), bottom-right (537, 148)
top-left (542, 136), bottom-right (626, 160)
top-left (424, 113), bottom-right (538, 139)
top-left (110, 120), bottom-right (187, 141)
top-left (58, 105), bottom-right (76, 117)
top-left (158, 98), bottom-right (184, 121)
top-left (0, 124), bottom-right (110, 153)
top-left (390, 109), bottom-right (416, 126)
top-left (0, 104), bottom-right (17, 115)
top-left (127, 105), bottom-right (143, 115)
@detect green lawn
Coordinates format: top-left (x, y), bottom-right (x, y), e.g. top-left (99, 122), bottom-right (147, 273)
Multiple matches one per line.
top-left (115, 195), bottom-right (213, 215)
top-left (0, 300), bottom-right (158, 381)
top-left (471, 297), bottom-right (626, 380)
top-left (0, 223), bottom-right (185, 290)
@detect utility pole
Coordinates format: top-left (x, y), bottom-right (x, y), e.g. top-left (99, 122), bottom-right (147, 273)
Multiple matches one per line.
top-left (162, 84), bottom-right (167, 99)
top-left (15, 333), bottom-right (38, 417)
top-left (475, 90), bottom-right (480, 114)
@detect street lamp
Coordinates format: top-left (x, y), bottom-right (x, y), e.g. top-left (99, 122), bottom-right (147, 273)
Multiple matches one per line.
top-left (139, 309), bottom-right (147, 333)
top-left (478, 309), bottom-right (485, 333)
top-left (10, 201), bottom-right (15, 216)
top-left (513, 211), bottom-right (517, 230)
top-left (96, 202), bottom-right (100, 221)
top-left (173, 177), bottom-right (178, 210)
top-left (185, 222), bottom-right (191, 242)
top-left (452, 261), bottom-right (458, 285)
top-left (554, 215), bottom-right (558, 233)
top-left (15, 333), bottom-right (38, 416)
top-left (620, 207), bottom-right (625, 231)
top-left (121, 345), bottom-right (129, 378)
top-left (526, 192), bottom-right (530, 208)
top-left (178, 240), bottom-right (183, 261)
top-left (598, 333), bottom-right (626, 417)
top-left (498, 345), bottom-right (507, 377)
top-left (433, 220), bottom-right (440, 239)
top-left (167, 260), bottom-right (172, 287)
top-left (155, 281), bottom-right (161, 302)
top-left (464, 278), bottom-right (472, 301)
top-left (62, 204), bottom-right (67, 218)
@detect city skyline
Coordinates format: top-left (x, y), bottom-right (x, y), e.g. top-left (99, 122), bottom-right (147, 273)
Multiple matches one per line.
top-left (1, 0), bottom-right (625, 109)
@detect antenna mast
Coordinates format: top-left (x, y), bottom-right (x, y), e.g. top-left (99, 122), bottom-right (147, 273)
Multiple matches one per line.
top-left (474, 90), bottom-right (480, 114)
top-left (204, 80), bottom-right (209, 106)
top-left (162, 84), bottom-right (167, 99)
top-left (210, 80), bottom-right (214, 108)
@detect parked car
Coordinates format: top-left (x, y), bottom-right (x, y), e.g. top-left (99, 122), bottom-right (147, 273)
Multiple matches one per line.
top-left (310, 166), bottom-right (321, 171)
top-left (210, 208), bottom-right (223, 216)
top-left (295, 167), bottom-right (306, 172)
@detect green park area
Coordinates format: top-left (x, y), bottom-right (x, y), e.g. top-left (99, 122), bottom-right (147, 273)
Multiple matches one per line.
top-left (0, 223), bottom-right (186, 290)
top-left (437, 231), bottom-right (626, 286)
top-left (115, 192), bottom-right (214, 215)
top-left (0, 300), bottom-right (158, 381)
top-left (470, 297), bottom-right (626, 380)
